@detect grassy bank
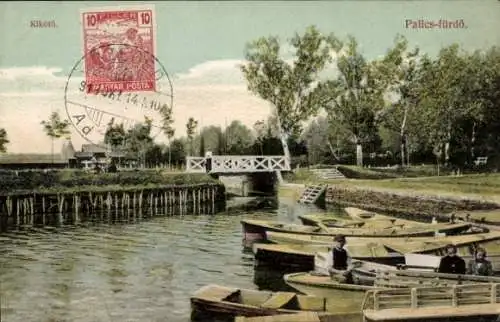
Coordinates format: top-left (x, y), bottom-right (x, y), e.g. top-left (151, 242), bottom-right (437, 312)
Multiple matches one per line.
top-left (336, 165), bottom-right (453, 179)
top-left (288, 164), bottom-right (452, 181)
top-left (332, 174), bottom-right (500, 204)
top-left (0, 169), bottom-right (219, 195)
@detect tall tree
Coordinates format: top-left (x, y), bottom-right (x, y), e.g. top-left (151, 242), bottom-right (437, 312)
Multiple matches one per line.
top-left (241, 25), bottom-right (342, 163)
top-left (0, 128), bottom-right (9, 153)
top-left (160, 103), bottom-right (175, 168)
top-left (185, 117), bottom-right (198, 156)
top-left (417, 45), bottom-right (472, 166)
top-left (372, 35), bottom-right (420, 167)
top-left (41, 111), bottom-right (71, 163)
top-left (321, 36), bottom-right (384, 166)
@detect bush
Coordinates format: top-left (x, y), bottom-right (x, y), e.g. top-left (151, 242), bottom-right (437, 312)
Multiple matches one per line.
top-left (0, 169), bottom-right (217, 194)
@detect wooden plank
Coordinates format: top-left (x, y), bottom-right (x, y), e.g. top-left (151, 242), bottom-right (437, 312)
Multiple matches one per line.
top-left (363, 303), bottom-right (500, 321)
top-left (235, 312), bottom-right (322, 322)
top-left (410, 288), bottom-right (417, 308)
top-left (260, 292), bottom-right (296, 309)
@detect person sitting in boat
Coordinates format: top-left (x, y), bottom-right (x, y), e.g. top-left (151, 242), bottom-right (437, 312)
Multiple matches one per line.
top-left (438, 244), bottom-right (466, 274)
top-left (467, 247), bottom-right (493, 276)
top-left (328, 235), bottom-right (353, 283)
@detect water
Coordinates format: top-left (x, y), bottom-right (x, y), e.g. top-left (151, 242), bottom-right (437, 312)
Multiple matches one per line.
top-left (0, 197), bottom-right (321, 322)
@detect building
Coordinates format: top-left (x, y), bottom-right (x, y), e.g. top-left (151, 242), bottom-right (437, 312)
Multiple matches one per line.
top-left (0, 139), bottom-right (134, 170)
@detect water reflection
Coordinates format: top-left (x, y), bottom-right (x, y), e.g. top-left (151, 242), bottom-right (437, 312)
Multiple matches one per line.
top-left (0, 197), bottom-right (328, 322)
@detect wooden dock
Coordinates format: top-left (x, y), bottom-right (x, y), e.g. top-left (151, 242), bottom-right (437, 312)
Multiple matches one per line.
top-left (362, 283), bottom-right (500, 322)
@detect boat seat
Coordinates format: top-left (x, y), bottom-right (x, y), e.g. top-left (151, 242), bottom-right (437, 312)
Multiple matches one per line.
top-left (260, 292), bottom-right (296, 309)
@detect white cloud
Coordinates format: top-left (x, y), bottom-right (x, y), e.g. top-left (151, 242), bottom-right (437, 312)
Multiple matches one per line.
top-left (174, 59), bottom-right (245, 84)
top-left (0, 61), bottom-right (273, 153)
top-left (0, 66), bottom-right (63, 79)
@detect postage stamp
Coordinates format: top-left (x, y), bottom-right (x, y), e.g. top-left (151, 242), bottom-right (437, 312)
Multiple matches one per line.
top-left (81, 5), bottom-right (156, 93)
top-left (65, 5), bottom-right (172, 148)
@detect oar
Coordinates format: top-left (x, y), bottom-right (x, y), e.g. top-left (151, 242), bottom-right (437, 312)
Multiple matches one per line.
top-left (316, 222), bottom-right (331, 233)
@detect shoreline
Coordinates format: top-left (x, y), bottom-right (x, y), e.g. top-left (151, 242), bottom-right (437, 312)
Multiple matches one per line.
top-left (279, 181), bottom-right (500, 224)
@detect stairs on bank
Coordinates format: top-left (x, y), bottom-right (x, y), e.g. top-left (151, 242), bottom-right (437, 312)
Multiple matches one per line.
top-left (310, 167), bottom-right (345, 180)
top-left (298, 184), bottom-right (327, 204)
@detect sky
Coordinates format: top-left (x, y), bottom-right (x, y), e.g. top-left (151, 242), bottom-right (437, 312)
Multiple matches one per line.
top-left (0, 0), bottom-right (498, 153)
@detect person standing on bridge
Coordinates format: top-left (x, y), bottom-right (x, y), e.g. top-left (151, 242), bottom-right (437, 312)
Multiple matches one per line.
top-left (205, 151), bottom-right (212, 174)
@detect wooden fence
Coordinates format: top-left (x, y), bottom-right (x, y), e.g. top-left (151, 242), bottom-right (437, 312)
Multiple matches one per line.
top-left (362, 283), bottom-right (500, 321)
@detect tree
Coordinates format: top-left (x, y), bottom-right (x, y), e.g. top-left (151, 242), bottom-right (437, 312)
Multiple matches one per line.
top-left (125, 117), bottom-right (154, 168)
top-left (417, 45), bottom-right (473, 166)
top-left (0, 128), bottom-right (9, 153)
top-left (224, 120), bottom-right (255, 155)
top-left (321, 36), bottom-right (384, 166)
top-left (169, 138), bottom-right (186, 167)
top-left (199, 134), bottom-right (206, 157)
top-left (41, 111), bottom-right (71, 163)
top-left (241, 25), bottom-right (342, 163)
top-left (185, 117), bottom-right (198, 156)
top-left (301, 116), bottom-right (350, 165)
top-left (372, 35), bottom-right (420, 167)
top-left (104, 120), bottom-right (126, 165)
top-left (160, 103), bottom-right (176, 168)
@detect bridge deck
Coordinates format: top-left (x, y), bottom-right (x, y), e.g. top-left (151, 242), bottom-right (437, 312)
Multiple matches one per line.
top-left (186, 156), bottom-right (291, 174)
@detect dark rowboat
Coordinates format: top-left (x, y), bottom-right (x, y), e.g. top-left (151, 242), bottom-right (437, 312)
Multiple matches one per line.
top-left (190, 284), bottom-right (360, 320)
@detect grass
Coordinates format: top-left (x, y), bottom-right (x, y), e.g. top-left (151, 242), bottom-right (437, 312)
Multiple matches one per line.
top-left (0, 169), bottom-right (219, 195)
top-left (337, 165), bottom-right (453, 179)
top-left (286, 165), bottom-right (500, 203)
top-left (335, 174), bottom-right (500, 197)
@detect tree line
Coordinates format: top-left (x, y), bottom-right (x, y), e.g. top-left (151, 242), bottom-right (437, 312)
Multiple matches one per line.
top-left (1, 25), bottom-right (499, 170)
top-left (241, 26), bottom-right (500, 169)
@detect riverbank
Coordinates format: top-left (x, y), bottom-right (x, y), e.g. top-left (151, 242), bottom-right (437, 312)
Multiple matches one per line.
top-left (0, 169), bottom-right (227, 229)
top-left (282, 168), bottom-right (500, 223)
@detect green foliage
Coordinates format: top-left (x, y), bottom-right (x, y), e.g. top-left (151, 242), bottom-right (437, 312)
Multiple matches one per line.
top-left (320, 36), bottom-right (384, 166)
top-left (104, 121), bottom-right (126, 150)
top-left (0, 170), bottom-right (217, 194)
top-left (0, 128), bottom-right (8, 153)
top-left (41, 111), bottom-right (71, 139)
top-left (241, 25), bottom-right (343, 159)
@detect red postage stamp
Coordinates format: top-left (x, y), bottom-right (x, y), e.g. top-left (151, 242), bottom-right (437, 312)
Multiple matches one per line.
top-left (81, 5), bottom-right (156, 93)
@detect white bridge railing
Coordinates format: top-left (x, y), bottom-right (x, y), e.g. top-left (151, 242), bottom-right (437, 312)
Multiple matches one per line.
top-left (185, 155), bottom-right (291, 174)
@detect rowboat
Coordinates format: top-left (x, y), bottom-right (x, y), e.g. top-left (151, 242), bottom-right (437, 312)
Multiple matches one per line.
top-left (300, 208), bottom-right (429, 229)
top-left (344, 207), bottom-right (379, 220)
top-left (252, 243), bottom-right (404, 271)
top-left (266, 230), bottom-right (500, 272)
top-left (241, 219), bottom-right (473, 241)
top-left (284, 269), bottom-right (500, 313)
top-left (190, 284), bottom-right (360, 320)
top-left (234, 311), bottom-right (361, 322)
top-left (452, 209), bottom-right (500, 225)
top-left (266, 230), bottom-right (500, 249)
top-left (344, 207), bottom-right (433, 227)
top-left (298, 214), bottom-right (366, 228)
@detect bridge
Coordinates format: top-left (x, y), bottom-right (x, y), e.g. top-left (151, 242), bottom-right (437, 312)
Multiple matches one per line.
top-left (185, 155), bottom-right (291, 197)
top-left (185, 155), bottom-right (291, 174)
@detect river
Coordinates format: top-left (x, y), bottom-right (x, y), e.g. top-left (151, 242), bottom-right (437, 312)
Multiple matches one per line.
top-left (0, 195), bottom-right (329, 322)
